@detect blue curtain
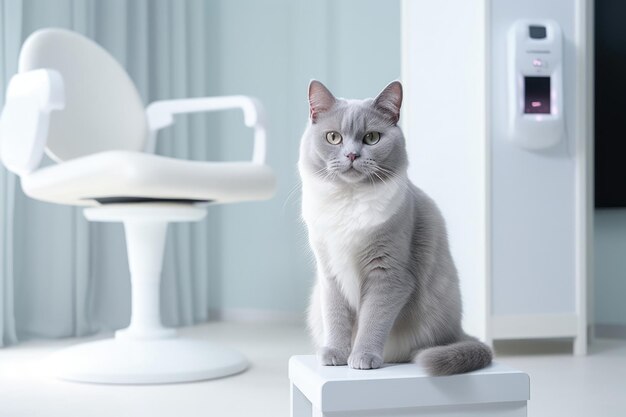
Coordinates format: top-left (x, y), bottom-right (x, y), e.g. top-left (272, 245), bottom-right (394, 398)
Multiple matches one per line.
top-left (1, 0), bottom-right (24, 346)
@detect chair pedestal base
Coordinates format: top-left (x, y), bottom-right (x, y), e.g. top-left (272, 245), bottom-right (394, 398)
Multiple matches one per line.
top-left (47, 336), bottom-right (248, 384)
top-left (45, 203), bottom-right (248, 384)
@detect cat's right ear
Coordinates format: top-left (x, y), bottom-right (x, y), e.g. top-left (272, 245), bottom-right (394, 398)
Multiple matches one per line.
top-left (308, 80), bottom-right (336, 123)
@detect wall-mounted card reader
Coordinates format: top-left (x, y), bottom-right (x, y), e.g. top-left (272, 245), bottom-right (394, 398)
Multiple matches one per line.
top-left (508, 20), bottom-right (564, 150)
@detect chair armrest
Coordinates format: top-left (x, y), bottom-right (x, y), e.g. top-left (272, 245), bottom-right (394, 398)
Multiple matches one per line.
top-left (145, 96), bottom-right (267, 164)
top-left (0, 69), bottom-right (65, 176)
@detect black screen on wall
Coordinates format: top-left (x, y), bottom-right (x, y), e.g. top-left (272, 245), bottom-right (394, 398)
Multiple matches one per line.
top-left (595, 0), bottom-right (626, 207)
top-left (524, 76), bottom-right (551, 114)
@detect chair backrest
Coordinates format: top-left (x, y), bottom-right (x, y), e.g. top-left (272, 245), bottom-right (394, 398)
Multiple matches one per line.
top-left (18, 28), bottom-right (147, 162)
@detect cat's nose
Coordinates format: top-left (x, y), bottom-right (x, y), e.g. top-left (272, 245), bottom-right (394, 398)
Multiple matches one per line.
top-left (346, 152), bottom-right (359, 162)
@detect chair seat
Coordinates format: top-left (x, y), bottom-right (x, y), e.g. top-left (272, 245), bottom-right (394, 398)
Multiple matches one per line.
top-left (21, 150), bottom-right (276, 206)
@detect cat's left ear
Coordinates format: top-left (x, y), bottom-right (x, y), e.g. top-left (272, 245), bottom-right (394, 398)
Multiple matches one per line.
top-left (309, 80), bottom-right (336, 123)
top-left (373, 81), bottom-right (403, 124)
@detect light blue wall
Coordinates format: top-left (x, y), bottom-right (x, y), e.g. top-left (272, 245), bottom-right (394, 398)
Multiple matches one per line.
top-left (206, 0), bottom-right (401, 315)
top-left (594, 210), bottom-right (626, 325)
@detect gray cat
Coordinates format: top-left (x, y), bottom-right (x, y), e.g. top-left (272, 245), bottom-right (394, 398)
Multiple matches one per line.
top-left (299, 80), bottom-right (492, 375)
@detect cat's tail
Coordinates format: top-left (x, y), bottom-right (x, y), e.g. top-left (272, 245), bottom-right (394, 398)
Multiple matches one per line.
top-left (414, 336), bottom-right (493, 376)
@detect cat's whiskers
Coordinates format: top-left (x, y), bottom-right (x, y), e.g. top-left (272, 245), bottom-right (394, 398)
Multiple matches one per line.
top-left (372, 164), bottom-right (396, 179)
top-left (362, 160), bottom-right (393, 189)
top-left (284, 165), bottom-right (335, 213)
top-left (372, 165), bottom-right (422, 201)
top-left (282, 179), bottom-right (304, 213)
top-left (371, 170), bottom-right (389, 188)
top-left (281, 182), bottom-right (302, 214)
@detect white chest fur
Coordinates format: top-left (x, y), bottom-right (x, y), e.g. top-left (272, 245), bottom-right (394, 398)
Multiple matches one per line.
top-left (302, 176), bottom-right (406, 308)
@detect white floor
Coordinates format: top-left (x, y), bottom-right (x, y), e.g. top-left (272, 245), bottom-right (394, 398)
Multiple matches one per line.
top-left (0, 322), bottom-right (625, 417)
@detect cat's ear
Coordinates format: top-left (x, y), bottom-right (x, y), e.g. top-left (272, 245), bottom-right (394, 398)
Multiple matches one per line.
top-left (373, 81), bottom-right (403, 124)
top-left (308, 80), bottom-right (336, 123)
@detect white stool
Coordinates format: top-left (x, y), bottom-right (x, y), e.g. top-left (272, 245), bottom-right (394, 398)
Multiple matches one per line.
top-left (289, 355), bottom-right (529, 417)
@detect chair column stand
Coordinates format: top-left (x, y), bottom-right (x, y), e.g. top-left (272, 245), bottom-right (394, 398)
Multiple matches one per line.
top-left (116, 220), bottom-right (175, 340)
top-left (45, 203), bottom-right (249, 384)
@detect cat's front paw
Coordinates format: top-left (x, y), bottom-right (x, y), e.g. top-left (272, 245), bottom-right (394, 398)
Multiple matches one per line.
top-left (348, 351), bottom-right (383, 370)
top-left (318, 346), bottom-right (350, 366)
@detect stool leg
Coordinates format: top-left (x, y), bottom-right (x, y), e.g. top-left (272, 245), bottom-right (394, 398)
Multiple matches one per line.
top-left (291, 384), bottom-right (312, 417)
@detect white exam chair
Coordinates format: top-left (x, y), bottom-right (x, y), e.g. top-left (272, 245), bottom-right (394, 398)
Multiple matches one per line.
top-left (0, 28), bottom-right (276, 384)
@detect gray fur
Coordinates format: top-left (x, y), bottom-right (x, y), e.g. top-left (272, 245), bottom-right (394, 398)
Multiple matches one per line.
top-left (419, 339), bottom-right (494, 376)
top-left (299, 80), bottom-right (492, 376)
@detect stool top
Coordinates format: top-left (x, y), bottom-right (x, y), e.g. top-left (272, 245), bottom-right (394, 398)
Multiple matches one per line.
top-left (289, 355), bottom-right (529, 413)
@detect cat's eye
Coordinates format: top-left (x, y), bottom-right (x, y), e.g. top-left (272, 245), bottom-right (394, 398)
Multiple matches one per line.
top-left (363, 132), bottom-right (381, 145)
top-left (326, 131), bottom-right (343, 145)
